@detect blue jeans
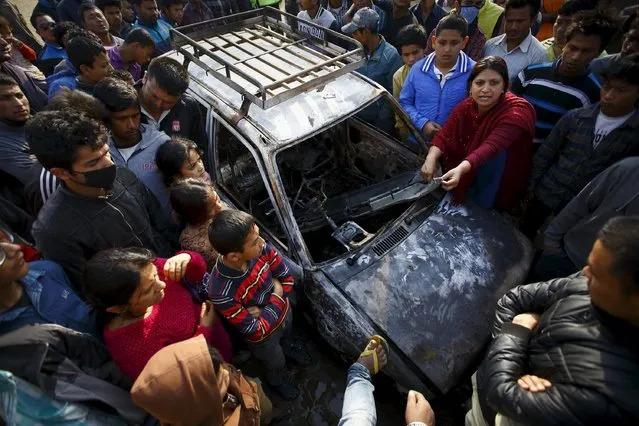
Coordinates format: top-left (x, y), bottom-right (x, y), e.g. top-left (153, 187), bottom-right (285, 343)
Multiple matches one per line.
top-left (338, 363), bottom-right (377, 426)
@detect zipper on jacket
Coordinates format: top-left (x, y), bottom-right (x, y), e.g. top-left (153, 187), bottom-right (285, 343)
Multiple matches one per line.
top-left (104, 199), bottom-right (145, 247)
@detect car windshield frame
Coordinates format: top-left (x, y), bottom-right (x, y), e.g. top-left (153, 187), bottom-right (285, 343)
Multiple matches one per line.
top-left (267, 97), bottom-right (435, 267)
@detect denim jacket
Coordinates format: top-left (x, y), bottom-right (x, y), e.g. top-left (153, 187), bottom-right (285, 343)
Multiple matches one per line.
top-left (0, 261), bottom-right (98, 337)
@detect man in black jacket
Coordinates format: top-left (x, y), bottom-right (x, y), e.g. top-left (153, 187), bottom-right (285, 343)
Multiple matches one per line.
top-left (467, 216), bottom-right (639, 426)
top-left (26, 110), bottom-right (178, 291)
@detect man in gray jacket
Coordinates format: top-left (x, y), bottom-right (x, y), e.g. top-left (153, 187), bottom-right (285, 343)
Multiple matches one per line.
top-left (529, 157), bottom-right (639, 282)
top-left (93, 77), bottom-right (172, 216)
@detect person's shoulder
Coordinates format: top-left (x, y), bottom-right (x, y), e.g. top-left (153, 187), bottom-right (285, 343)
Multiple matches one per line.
top-left (392, 64), bottom-right (406, 81)
top-left (28, 260), bottom-right (69, 280)
top-left (485, 34), bottom-right (505, 47)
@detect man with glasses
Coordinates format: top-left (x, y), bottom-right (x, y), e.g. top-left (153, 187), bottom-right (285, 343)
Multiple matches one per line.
top-left (31, 14), bottom-right (67, 76)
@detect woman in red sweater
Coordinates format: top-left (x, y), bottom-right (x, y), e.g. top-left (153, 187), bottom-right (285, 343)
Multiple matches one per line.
top-left (421, 56), bottom-right (536, 210)
top-left (83, 247), bottom-right (232, 379)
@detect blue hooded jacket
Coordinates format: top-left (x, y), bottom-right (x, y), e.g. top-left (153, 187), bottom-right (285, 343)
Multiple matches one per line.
top-left (46, 60), bottom-right (77, 98)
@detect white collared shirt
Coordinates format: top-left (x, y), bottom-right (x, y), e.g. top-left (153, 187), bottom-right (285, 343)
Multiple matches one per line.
top-left (484, 31), bottom-right (548, 82)
top-left (140, 106), bottom-right (170, 129)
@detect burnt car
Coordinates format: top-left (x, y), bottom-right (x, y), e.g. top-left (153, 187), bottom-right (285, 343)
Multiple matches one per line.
top-left (167, 8), bottom-right (533, 395)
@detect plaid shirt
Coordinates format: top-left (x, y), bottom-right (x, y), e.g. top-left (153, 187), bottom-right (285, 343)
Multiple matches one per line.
top-left (530, 104), bottom-right (639, 210)
top-left (208, 243), bottom-right (294, 342)
top-left (203, 0), bottom-right (241, 18)
top-left (183, 0), bottom-right (215, 25)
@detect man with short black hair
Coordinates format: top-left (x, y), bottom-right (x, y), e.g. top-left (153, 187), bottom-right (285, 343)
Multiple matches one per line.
top-left (107, 28), bottom-right (154, 81)
top-left (160, 0), bottom-right (185, 27)
top-left (132, 0), bottom-right (173, 56)
top-left (342, 7), bottom-right (402, 133)
top-left (539, 0), bottom-right (598, 61)
top-left (520, 54), bottom-right (639, 240)
top-left (590, 20), bottom-right (639, 83)
top-left (511, 10), bottom-right (616, 146)
top-left (0, 35), bottom-right (47, 112)
top-left (48, 36), bottom-right (114, 97)
top-left (32, 14), bottom-right (66, 76)
top-left (0, 73), bottom-right (35, 185)
top-left (371, 0), bottom-right (419, 49)
top-left (27, 110), bottom-right (178, 290)
top-left (96, 0), bottom-right (134, 38)
top-left (138, 56), bottom-right (207, 154)
top-left (80, 2), bottom-right (124, 48)
top-left (484, 0), bottom-right (548, 82)
top-left (466, 215), bottom-right (639, 425)
top-left (94, 77), bottom-right (171, 213)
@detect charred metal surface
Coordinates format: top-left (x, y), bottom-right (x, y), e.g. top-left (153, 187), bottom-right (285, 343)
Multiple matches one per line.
top-left (322, 194), bottom-right (533, 393)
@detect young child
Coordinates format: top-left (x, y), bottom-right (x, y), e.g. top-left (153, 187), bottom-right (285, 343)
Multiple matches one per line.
top-left (170, 178), bottom-right (224, 269)
top-left (393, 24), bottom-right (427, 140)
top-left (207, 209), bottom-right (309, 401)
top-left (399, 13), bottom-right (475, 140)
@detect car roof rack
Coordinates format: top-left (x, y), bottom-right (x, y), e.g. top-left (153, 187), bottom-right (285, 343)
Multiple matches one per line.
top-left (170, 7), bottom-right (364, 111)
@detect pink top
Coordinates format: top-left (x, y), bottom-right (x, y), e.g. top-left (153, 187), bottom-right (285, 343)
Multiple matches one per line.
top-left (103, 251), bottom-right (231, 379)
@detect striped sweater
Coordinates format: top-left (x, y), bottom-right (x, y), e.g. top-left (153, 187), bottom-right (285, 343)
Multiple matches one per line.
top-left (511, 59), bottom-right (601, 143)
top-left (208, 243), bottom-right (293, 343)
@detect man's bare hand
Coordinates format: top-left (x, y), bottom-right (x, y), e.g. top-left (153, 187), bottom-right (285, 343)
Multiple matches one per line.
top-left (405, 390), bottom-right (435, 425)
top-left (272, 279), bottom-right (284, 297)
top-left (199, 301), bottom-right (217, 327)
top-left (247, 306), bottom-right (264, 318)
top-left (518, 375), bottom-right (552, 392)
top-left (512, 313), bottom-right (541, 330)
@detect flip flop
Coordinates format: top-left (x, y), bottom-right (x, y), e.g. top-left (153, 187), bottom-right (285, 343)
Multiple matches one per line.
top-left (358, 334), bottom-right (389, 375)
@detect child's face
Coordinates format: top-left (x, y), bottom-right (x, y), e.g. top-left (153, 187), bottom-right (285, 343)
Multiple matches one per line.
top-left (237, 224), bottom-right (265, 262)
top-left (400, 43), bottom-right (425, 68)
top-left (432, 29), bottom-right (468, 66)
top-left (81, 52), bottom-right (114, 83)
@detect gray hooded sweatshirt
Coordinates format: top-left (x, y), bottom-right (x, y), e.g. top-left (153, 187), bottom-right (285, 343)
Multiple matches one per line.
top-left (545, 156), bottom-right (639, 267)
top-left (108, 123), bottom-right (171, 215)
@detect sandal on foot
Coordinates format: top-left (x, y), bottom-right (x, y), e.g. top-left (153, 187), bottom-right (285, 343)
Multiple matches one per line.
top-left (356, 335), bottom-right (389, 375)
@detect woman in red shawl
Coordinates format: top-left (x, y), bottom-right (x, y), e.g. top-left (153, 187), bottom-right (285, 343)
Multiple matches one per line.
top-left (420, 56), bottom-right (536, 210)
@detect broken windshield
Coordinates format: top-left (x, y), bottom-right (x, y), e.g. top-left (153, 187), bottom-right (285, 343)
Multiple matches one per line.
top-left (275, 114), bottom-right (435, 263)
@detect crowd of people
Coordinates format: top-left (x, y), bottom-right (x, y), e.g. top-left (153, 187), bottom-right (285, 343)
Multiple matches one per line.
top-left (0, 0), bottom-right (638, 424)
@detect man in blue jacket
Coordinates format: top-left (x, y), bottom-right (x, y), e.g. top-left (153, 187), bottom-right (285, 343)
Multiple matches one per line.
top-left (400, 13), bottom-right (474, 140)
top-left (0, 237), bottom-right (97, 337)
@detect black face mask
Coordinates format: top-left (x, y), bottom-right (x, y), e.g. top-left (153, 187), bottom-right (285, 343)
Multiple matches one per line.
top-left (72, 164), bottom-right (117, 190)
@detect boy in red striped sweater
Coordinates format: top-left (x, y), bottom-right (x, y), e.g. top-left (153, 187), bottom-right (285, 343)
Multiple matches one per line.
top-left (207, 209), bottom-right (307, 400)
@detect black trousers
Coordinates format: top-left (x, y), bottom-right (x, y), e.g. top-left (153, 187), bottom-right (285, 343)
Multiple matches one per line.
top-left (520, 198), bottom-right (554, 241)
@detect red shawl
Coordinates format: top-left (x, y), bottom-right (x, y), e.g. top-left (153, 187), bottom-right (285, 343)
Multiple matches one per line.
top-left (431, 92), bottom-right (536, 209)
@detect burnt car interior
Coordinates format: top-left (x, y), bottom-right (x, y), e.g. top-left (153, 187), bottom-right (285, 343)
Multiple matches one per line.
top-left (215, 118), bottom-right (434, 263)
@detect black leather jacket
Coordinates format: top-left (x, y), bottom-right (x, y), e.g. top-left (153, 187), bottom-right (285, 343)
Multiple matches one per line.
top-left (32, 167), bottom-right (178, 290)
top-left (477, 274), bottom-right (639, 425)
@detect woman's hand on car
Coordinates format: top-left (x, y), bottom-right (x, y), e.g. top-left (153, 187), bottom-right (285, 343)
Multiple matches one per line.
top-left (164, 253), bottom-right (191, 281)
top-left (441, 160), bottom-right (471, 191)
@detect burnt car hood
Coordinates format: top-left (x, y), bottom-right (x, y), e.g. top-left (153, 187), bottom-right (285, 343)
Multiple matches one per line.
top-left (321, 195), bottom-right (533, 393)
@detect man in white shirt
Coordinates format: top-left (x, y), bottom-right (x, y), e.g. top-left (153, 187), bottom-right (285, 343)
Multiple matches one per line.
top-left (484, 0), bottom-right (547, 81)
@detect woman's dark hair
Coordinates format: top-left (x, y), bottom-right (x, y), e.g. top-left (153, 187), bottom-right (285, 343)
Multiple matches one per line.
top-left (467, 56), bottom-right (509, 92)
top-left (83, 247), bottom-right (156, 310)
top-left (170, 178), bottom-right (212, 226)
top-left (155, 137), bottom-right (201, 186)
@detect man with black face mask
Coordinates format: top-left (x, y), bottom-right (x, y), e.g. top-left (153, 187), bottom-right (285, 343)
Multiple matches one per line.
top-left (26, 110), bottom-right (178, 292)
